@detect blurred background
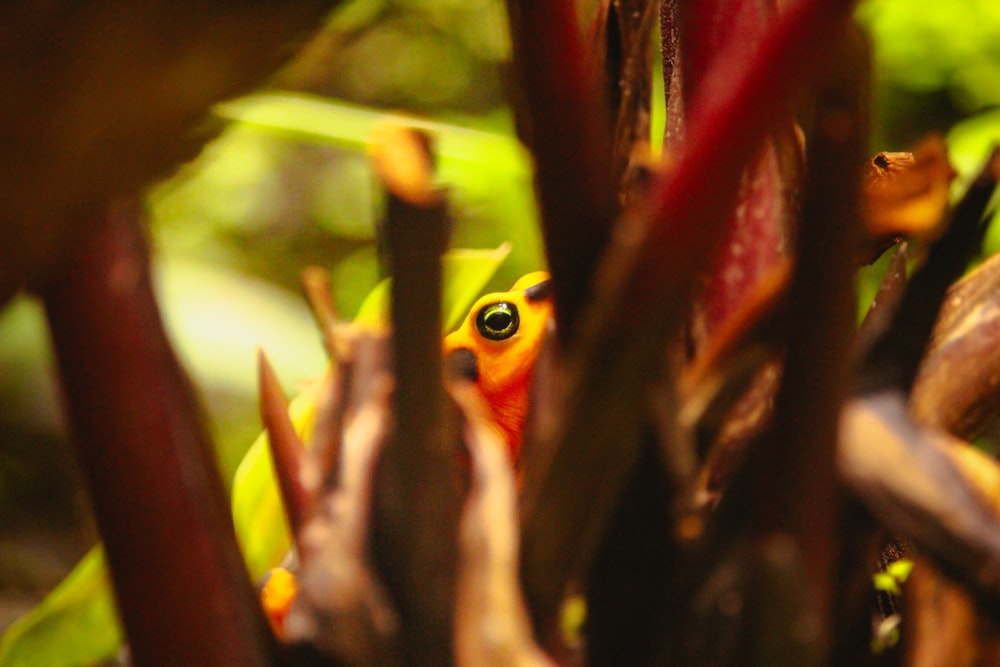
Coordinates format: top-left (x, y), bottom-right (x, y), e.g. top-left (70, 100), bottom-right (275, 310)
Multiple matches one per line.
top-left (1, 0), bottom-right (1000, 643)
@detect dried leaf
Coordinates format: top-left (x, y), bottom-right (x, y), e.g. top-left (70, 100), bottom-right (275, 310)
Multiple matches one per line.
top-left (862, 135), bottom-right (956, 244)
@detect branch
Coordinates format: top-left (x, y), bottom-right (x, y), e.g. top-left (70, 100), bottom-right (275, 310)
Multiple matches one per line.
top-left (369, 125), bottom-right (462, 665)
top-left (286, 334), bottom-right (401, 664)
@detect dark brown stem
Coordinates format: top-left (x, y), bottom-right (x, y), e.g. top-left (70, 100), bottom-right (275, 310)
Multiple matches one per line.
top-left (585, 436), bottom-right (677, 664)
top-left (504, 0), bottom-right (618, 344)
top-left (592, 0), bottom-right (658, 200)
top-left (370, 125), bottom-right (462, 665)
top-left (660, 0), bottom-right (684, 149)
top-left (41, 201), bottom-right (274, 666)
top-left (748, 17), bottom-right (868, 634)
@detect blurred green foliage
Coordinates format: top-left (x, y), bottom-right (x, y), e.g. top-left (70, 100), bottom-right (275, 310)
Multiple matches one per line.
top-left (0, 549), bottom-right (120, 667)
top-left (1, 4), bottom-right (537, 661)
top-left (856, 0), bottom-right (1000, 316)
top-left (859, 0), bottom-right (1000, 148)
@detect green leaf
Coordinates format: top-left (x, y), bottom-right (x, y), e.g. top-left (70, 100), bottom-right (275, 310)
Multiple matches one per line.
top-left (231, 387), bottom-right (322, 579)
top-left (232, 244), bottom-right (510, 578)
top-left (351, 278), bottom-right (391, 331)
top-left (947, 112), bottom-right (1000, 259)
top-left (441, 245), bottom-right (512, 331)
top-left (0, 547), bottom-right (122, 667)
top-left (215, 93), bottom-right (544, 291)
top-left (947, 109), bottom-right (1000, 185)
top-left (559, 594), bottom-right (587, 650)
top-left (857, 1), bottom-right (1000, 109)
top-left (354, 244), bottom-right (512, 332)
top-left (215, 93), bottom-right (532, 180)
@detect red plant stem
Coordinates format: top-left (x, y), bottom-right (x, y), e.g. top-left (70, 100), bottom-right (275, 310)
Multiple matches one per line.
top-left (504, 0), bottom-right (618, 344)
top-left (519, 0), bottom-right (857, 641)
top-left (41, 201), bottom-right (274, 666)
top-left (677, 0), bottom-right (793, 343)
top-left (635, 0), bottom-right (854, 329)
top-left (679, 0), bottom-right (769, 106)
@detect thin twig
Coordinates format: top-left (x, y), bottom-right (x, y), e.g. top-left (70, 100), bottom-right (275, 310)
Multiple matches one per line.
top-left (258, 349), bottom-right (313, 539)
top-left (301, 265), bottom-right (349, 361)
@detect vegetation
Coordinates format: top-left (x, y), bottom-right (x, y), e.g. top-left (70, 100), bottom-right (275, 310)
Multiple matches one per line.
top-left (2, 0), bottom-right (1000, 665)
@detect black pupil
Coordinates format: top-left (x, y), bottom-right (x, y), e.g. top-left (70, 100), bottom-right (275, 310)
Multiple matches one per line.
top-left (476, 302), bottom-right (519, 341)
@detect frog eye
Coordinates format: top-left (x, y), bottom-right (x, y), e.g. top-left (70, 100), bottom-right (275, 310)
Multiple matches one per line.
top-left (475, 301), bottom-right (520, 341)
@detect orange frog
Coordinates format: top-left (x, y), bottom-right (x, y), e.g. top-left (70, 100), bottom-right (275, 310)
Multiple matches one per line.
top-left (443, 271), bottom-right (552, 462)
top-left (261, 272), bottom-right (552, 636)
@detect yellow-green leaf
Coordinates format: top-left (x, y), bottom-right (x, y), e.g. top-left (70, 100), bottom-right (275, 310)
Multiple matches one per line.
top-left (353, 244), bottom-right (512, 332)
top-left (231, 385), bottom-right (322, 579)
top-left (0, 547), bottom-right (121, 667)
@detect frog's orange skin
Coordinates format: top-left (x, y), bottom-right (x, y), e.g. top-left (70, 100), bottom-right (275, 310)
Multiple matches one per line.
top-left (443, 271), bottom-right (553, 461)
top-left (260, 566), bottom-right (299, 638)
